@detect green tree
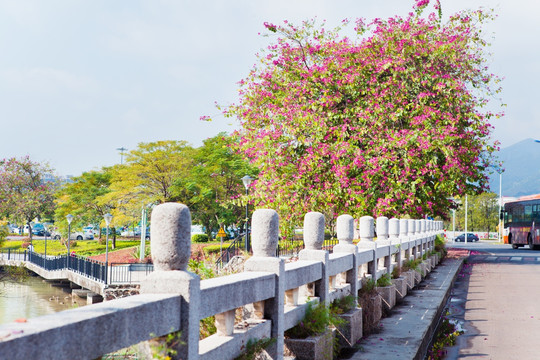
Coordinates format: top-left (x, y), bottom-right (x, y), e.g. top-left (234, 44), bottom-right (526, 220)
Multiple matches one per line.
top-left (0, 157), bottom-right (56, 240)
top-left (54, 169), bottom-right (113, 238)
top-left (99, 140), bottom-right (195, 226)
top-left (177, 133), bottom-right (257, 237)
top-left (452, 192), bottom-right (498, 232)
top-left (215, 3), bottom-right (502, 230)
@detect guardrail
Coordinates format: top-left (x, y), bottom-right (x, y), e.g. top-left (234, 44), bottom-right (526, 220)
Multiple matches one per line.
top-left (0, 203), bottom-right (443, 360)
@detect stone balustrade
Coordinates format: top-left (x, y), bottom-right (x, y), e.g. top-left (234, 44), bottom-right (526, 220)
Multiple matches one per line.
top-left (0, 203), bottom-right (444, 360)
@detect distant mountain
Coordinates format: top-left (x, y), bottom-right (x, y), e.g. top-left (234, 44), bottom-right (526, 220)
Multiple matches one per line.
top-left (488, 138), bottom-right (540, 197)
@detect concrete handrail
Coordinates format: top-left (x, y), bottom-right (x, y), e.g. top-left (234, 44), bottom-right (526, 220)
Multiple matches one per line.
top-left (0, 203), bottom-right (443, 360)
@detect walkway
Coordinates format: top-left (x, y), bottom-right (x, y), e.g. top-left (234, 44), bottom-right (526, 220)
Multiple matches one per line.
top-left (346, 257), bottom-right (463, 360)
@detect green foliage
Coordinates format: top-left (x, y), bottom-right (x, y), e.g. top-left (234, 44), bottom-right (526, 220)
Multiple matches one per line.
top-left (0, 239), bottom-right (138, 256)
top-left (403, 258), bottom-right (421, 272)
top-left (192, 234), bottom-right (209, 243)
top-left (0, 221), bottom-right (8, 248)
top-left (99, 140), bottom-right (196, 225)
top-left (376, 273), bottom-right (393, 287)
top-left (449, 192), bottom-right (499, 232)
top-left (235, 338), bottom-right (276, 360)
top-left (0, 157), bottom-right (56, 240)
top-left (4, 265), bottom-right (30, 282)
top-left (149, 330), bottom-right (183, 360)
top-left (188, 259), bottom-right (215, 280)
top-left (330, 295), bottom-right (356, 315)
top-left (54, 169), bottom-right (113, 237)
top-left (435, 234), bottom-right (447, 258)
top-left (180, 133), bottom-right (258, 238)
top-left (199, 316), bottom-right (217, 339)
top-left (202, 244), bottom-right (223, 255)
top-left (391, 265), bottom-right (401, 279)
top-left (427, 314), bottom-right (463, 360)
top-left (359, 277), bottom-right (377, 295)
top-left (285, 302), bottom-right (344, 339)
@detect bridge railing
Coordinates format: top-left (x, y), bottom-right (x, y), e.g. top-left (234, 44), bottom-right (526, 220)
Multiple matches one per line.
top-left (0, 204), bottom-right (443, 360)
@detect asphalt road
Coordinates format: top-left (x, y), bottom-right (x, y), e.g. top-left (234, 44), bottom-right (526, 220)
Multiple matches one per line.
top-left (444, 241), bottom-right (540, 359)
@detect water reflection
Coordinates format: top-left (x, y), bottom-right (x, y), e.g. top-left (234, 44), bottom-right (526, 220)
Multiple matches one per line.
top-left (0, 274), bottom-right (87, 324)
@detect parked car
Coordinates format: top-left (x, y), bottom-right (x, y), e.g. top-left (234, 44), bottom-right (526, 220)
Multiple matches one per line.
top-left (32, 229), bottom-right (51, 237)
top-left (51, 231), bottom-right (94, 240)
top-left (455, 233), bottom-right (479, 242)
top-left (83, 226), bottom-right (99, 236)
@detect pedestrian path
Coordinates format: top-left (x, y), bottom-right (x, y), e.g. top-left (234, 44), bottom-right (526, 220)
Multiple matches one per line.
top-left (347, 258), bottom-right (463, 360)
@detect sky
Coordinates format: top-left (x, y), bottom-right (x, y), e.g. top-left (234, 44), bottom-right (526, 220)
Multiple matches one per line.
top-left (0, 0), bottom-right (538, 176)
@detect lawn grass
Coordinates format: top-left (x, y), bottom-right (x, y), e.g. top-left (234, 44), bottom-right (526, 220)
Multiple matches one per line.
top-left (0, 239), bottom-right (140, 256)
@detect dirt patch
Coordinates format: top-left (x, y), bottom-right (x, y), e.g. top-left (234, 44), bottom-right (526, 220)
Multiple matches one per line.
top-left (88, 247), bottom-right (139, 263)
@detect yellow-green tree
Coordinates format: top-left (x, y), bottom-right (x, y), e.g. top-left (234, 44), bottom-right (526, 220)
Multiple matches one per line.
top-left (54, 169), bottom-right (114, 238)
top-left (99, 140), bottom-right (195, 226)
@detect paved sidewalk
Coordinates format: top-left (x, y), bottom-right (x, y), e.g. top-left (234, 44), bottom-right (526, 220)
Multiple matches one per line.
top-left (346, 258), bottom-right (463, 360)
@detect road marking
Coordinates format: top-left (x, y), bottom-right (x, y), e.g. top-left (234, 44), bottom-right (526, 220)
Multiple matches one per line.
top-left (510, 257), bottom-right (522, 261)
top-left (486, 257), bottom-right (497, 261)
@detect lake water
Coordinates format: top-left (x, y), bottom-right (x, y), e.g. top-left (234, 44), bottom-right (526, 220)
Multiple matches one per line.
top-left (0, 274), bottom-right (86, 325)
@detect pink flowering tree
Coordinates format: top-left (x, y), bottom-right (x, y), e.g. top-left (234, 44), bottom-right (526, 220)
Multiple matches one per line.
top-left (0, 157), bottom-right (56, 240)
top-left (217, 1), bottom-right (502, 229)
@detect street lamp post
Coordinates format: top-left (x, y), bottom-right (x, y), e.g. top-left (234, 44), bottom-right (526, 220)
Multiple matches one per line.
top-left (44, 224), bottom-right (48, 258)
top-left (104, 213), bottom-right (113, 284)
top-left (242, 175), bottom-right (253, 252)
top-left (66, 214), bottom-right (74, 268)
top-left (464, 194), bottom-right (468, 244)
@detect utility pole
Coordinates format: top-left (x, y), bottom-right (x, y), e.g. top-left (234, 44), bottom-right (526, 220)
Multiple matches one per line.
top-left (116, 147), bottom-right (128, 165)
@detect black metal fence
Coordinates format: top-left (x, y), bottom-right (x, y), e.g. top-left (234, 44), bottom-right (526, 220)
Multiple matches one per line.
top-left (109, 263), bottom-right (154, 284)
top-left (68, 254), bottom-right (107, 283)
top-left (215, 235), bottom-right (244, 268)
top-left (1, 249), bottom-right (151, 285)
top-left (0, 248), bottom-right (29, 261)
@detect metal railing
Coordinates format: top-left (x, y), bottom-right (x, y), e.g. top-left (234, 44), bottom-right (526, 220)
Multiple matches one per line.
top-left (109, 262), bottom-right (154, 284)
top-left (68, 254), bottom-right (107, 283)
top-left (0, 248), bottom-right (28, 261)
top-left (1, 249), bottom-right (151, 285)
top-left (215, 234), bottom-right (244, 268)
top-left (276, 239), bottom-right (304, 257)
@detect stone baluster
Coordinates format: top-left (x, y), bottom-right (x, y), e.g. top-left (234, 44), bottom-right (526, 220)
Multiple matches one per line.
top-left (389, 218), bottom-right (400, 271)
top-left (358, 216), bottom-right (377, 280)
top-left (244, 209), bottom-right (284, 360)
top-left (408, 219), bottom-right (416, 259)
top-left (420, 219), bottom-right (427, 254)
top-left (141, 203), bottom-right (200, 360)
top-left (333, 214), bottom-right (359, 303)
top-left (415, 219), bottom-right (423, 258)
top-left (376, 216), bottom-right (391, 275)
top-left (400, 218), bottom-right (409, 265)
top-left (299, 212), bottom-right (329, 306)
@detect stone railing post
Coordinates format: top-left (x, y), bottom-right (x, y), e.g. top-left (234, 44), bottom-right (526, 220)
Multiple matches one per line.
top-left (244, 209), bottom-right (284, 360)
top-left (415, 219), bottom-right (422, 258)
top-left (376, 216), bottom-right (391, 274)
top-left (357, 216), bottom-right (377, 279)
top-left (389, 218), bottom-right (400, 271)
top-left (420, 219), bottom-right (427, 254)
top-left (141, 203), bottom-right (200, 360)
top-left (408, 219), bottom-right (416, 259)
top-left (299, 211), bottom-right (329, 306)
top-left (333, 214), bottom-right (359, 303)
top-left (400, 218), bottom-right (409, 264)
